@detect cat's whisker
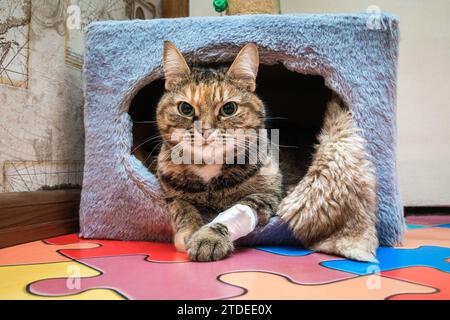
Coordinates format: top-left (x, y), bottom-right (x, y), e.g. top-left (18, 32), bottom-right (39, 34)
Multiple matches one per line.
top-left (132, 135), bottom-right (163, 153)
top-left (144, 142), bottom-right (163, 163)
top-left (272, 143), bottom-right (300, 149)
top-left (147, 144), bottom-right (179, 169)
top-left (259, 116), bottom-right (289, 120)
top-left (133, 120), bottom-right (157, 124)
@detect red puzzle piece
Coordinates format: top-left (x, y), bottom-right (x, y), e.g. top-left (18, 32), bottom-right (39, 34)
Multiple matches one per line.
top-left (382, 267), bottom-right (449, 300)
top-left (44, 234), bottom-right (189, 262)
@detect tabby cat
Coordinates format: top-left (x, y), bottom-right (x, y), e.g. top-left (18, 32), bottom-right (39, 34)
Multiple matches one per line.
top-left (155, 41), bottom-right (282, 261)
top-left (136, 41), bottom-right (378, 263)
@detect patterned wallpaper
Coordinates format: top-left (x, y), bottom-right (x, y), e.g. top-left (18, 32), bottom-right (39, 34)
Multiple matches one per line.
top-left (0, 0), bottom-right (161, 192)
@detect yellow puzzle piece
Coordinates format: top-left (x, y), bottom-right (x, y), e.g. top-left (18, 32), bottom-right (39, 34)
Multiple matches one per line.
top-left (0, 261), bottom-right (123, 300)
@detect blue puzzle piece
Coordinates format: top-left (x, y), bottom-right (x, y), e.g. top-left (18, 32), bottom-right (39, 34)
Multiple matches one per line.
top-left (407, 224), bottom-right (429, 230)
top-left (322, 246), bottom-right (450, 275)
top-left (256, 246), bottom-right (312, 256)
top-left (435, 224), bottom-right (450, 229)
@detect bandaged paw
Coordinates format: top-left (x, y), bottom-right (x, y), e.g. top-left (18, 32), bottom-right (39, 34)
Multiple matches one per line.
top-left (207, 204), bottom-right (258, 241)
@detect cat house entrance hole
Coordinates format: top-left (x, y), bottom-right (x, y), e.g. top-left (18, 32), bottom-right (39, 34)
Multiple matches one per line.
top-left (128, 64), bottom-right (333, 181)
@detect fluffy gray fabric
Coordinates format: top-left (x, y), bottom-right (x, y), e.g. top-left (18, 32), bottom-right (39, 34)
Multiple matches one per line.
top-left (80, 14), bottom-right (405, 248)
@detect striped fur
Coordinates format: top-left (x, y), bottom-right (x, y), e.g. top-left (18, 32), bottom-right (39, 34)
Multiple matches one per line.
top-left (156, 42), bottom-right (282, 261)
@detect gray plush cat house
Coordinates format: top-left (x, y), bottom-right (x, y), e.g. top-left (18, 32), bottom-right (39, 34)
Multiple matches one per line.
top-left (80, 14), bottom-right (404, 252)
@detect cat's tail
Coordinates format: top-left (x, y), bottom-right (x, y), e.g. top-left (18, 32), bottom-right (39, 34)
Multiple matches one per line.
top-left (277, 96), bottom-right (378, 262)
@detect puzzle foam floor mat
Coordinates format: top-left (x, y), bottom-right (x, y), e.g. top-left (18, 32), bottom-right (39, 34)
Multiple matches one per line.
top-left (1, 215), bottom-right (449, 300)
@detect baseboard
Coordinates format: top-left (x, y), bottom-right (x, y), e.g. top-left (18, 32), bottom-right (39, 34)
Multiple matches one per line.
top-left (0, 190), bottom-right (81, 249)
top-left (405, 206), bottom-right (450, 215)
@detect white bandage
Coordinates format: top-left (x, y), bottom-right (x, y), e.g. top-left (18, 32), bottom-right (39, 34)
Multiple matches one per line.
top-left (207, 204), bottom-right (258, 241)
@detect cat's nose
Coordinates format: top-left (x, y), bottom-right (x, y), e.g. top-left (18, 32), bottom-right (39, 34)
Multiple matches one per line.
top-left (202, 129), bottom-right (218, 144)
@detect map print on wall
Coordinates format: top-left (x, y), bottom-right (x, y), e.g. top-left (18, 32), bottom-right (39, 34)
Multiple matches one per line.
top-left (0, 0), bottom-right (31, 88)
top-left (2, 160), bottom-right (84, 192)
top-left (32, 0), bottom-right (66, 36)
top-left (65, 0), bottom-right (128, 68)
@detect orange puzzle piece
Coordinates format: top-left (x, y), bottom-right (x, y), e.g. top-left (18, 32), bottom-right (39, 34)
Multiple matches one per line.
top-left (400, 227), bottom-right (450, 249)
top-left (220, 271), bottom-right (435, 300)
top-left (0, 241), bottom-right (99, 266)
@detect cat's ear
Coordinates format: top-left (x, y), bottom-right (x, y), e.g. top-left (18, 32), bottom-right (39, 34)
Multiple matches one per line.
top-left (227, 43), bottom-right (259, 92)
top-left (163, 41), bottom-right (191, 90)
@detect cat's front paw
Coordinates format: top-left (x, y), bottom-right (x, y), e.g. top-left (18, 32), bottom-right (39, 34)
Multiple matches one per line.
top-left (187, 223), bottom-right (233, 262)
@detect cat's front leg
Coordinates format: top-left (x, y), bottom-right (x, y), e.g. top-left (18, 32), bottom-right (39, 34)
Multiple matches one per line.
top-left (238, 193), bottom-right (280, 226)
top-left (167, 199), bottom-right (203, 252)
top-left (187, 223), bottom-right (233, 262)
top-left (187, 204), bottom-right (258, 261)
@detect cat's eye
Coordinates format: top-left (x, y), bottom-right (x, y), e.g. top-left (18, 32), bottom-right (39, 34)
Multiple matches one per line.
top-left (220, 102), bottom-right (238, 117)
top-left (178, 102), bottom-right (194, 117)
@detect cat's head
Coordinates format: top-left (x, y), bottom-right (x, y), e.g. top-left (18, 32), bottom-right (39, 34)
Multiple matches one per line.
top-left (156, 41), bottom-right (265, 164)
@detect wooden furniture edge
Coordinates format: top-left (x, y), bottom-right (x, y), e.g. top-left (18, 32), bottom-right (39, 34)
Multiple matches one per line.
top-left (0, 190), bottom-right (81, 249)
